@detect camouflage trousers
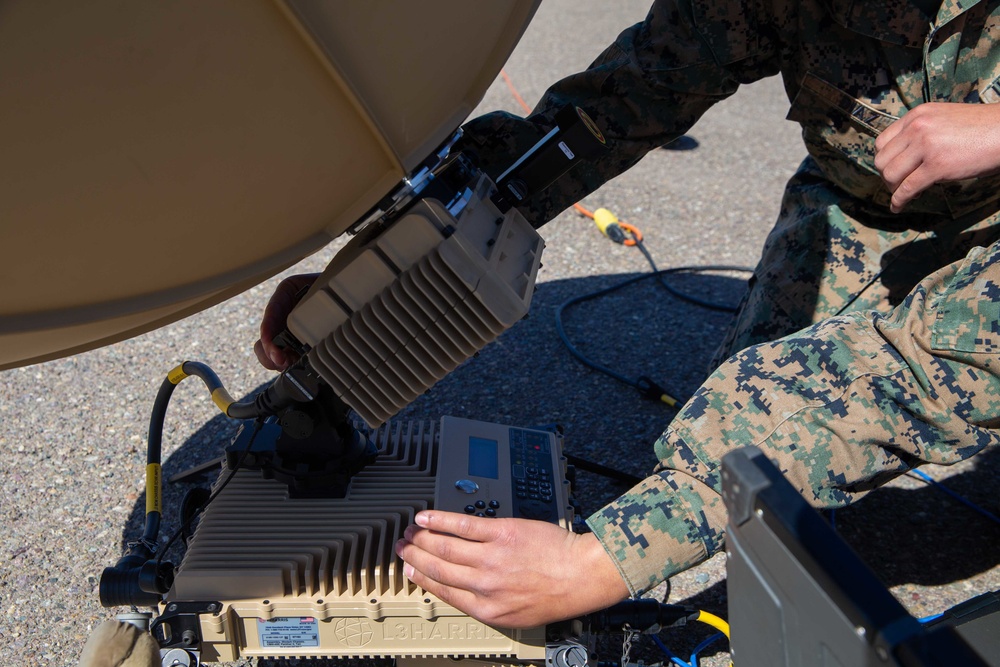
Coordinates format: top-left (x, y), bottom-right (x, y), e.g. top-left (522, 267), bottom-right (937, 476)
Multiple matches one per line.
top-left (712, 157), bottom-right (1000, 367)
top-left (587, 161), bottom-right (1000, 595)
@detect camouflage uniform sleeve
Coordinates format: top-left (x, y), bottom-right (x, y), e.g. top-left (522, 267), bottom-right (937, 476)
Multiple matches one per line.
top-left (460, 0), bottom-right (783, 226)
top-left (587, 241), bottom-right (1000, 596)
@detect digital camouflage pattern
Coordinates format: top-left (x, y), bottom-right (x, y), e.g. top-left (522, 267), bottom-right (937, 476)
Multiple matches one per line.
top-left (591, 239), bottom-right (1000, 594)
top-left (464, 0), bottom-right (1000, 225)
top-left (709, 158), bottom-right (1000, 367)
top-left (461, 0), bottom-right (1000, 594)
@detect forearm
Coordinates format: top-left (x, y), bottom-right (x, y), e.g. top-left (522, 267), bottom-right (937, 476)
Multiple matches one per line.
top-left (463, 0), bottom-right (776, 226)
top-left (587, 472), bottom-right (726, 596)
top-left (589, 241), bottom-right (1000, 594)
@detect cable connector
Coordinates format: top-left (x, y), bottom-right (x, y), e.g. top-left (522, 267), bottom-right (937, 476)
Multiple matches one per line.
top-left (636, 376), bottom-right (679, 408)
top-left (585, 599), bottom-right (697, 634)
top-left (594, 208), bottom-right (627, 244)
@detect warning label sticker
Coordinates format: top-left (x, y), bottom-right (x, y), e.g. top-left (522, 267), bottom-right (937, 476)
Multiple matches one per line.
top-left (257, 617), bottom-right (320, 648)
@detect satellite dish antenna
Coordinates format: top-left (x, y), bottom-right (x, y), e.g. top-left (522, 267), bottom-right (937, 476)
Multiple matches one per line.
top-left (0, 0), bottom-right (539, 369)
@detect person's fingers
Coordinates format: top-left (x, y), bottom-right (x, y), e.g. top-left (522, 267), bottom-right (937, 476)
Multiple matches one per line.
top-left (411, 510), bottom-right (506, 543)
top-left (873, 117), bottom-right (932, 213)
top-left (873, 131), bottom-right (909, 178)
top-left (400, 523), bottom-right (495, 567)
top-left (876, 143), bottom-right (923, 193)
top-left (254, 339), bottom-right (281, 371)
top-left (255, 274), bottom-right (319, 370)
top-left (890, 166), bottom-right (935, 213)
top-left (399, 562), bottom-right (479, 612)
top-left (873, 114), bottom-right (905, 153)
top-left (875, 103), bottom-right (1000, 213)
top-left (395, 536), bottom-right (485, 593)
top-left (260, 277), bottom-right (311, 339)
top-left (397, 517), bottom-right (629, 628)
top-left (256, 331), bottom-right (289, 371)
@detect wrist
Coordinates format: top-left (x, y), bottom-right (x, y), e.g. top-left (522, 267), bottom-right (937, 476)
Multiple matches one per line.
top-left (571, 532), bottom-right (631, 610)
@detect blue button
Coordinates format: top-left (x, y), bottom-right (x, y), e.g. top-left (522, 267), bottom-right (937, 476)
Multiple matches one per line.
top-left (455, 479), bottom-right (480, 494)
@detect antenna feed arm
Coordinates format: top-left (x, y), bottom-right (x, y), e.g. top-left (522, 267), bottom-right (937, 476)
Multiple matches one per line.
top-left (493, 104), bottom-right (608, 212)
top-left (277, 108), bottom-right (606, 427)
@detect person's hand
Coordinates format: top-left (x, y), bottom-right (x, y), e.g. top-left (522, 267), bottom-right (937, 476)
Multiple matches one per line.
top-left (395, 510), bottom-right (630, 628)
top-left (253, 273), bottom-right (319, 371)
top-left (874, 102), bottom-right (1000, 213)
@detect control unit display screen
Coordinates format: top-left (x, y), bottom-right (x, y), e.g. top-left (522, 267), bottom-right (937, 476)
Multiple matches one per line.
top-left (436, 417), bottom-right (568, 526)
top-left (468, 436), bottom-right (499, 479)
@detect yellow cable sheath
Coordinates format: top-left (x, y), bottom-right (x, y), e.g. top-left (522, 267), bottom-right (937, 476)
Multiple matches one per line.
top-left (593, 207), bottom-right (619, 235)
top-left (660, 393), bottom-right (678, 407)
top-left (145, 463), bottom-right (162, 514)
top-left (696, 609), bottom-right (731, 638)
top-left (167, 365), bottom-right (188, 385)
top-left (211, 387), bottom-right (236, 415)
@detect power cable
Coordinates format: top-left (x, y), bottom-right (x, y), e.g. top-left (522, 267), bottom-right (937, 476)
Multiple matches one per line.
top-left (554, 262), bottom-right (751, 407)
top-left (155, 419), bottom-right (263, 565)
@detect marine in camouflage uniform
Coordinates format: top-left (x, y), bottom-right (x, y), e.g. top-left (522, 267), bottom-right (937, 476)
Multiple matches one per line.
top-left (461, 0), bottom-right (1000, 595)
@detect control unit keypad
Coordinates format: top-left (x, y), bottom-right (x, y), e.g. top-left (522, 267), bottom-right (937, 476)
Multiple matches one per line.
top-left (434, 417), bottom-right (566, 526)
top-left (463, 498), bottom-right (502, 517)
top-left (510, 428), bottom-right (558, 522)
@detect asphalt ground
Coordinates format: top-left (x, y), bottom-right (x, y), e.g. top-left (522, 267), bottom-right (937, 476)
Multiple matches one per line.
top-left (2, 2), bottom-right (999, 665)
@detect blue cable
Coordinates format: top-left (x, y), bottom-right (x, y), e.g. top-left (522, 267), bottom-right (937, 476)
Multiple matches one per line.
top-left (919, 613), bottom-right (944, 624)
top-left (652, 635), bottom-right (692, 667)
top-left (909, 469), bottom-right (1000, 526)
top-left (653, 632), bottom-right (727, 667)
top-left (687, 632), bottom-right (727, 666)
